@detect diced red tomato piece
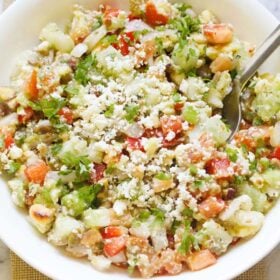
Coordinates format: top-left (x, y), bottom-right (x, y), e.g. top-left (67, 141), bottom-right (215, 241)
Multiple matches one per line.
top-left (18, 107), bottom-right (34, 124)
top-left (90, 163), bottom-right (106, 183)
top-left (198, 197), bottom-right (225, 218)
top-left (113, 32), bottom-right (135, 56)
top-left (25, 161), bottom-right (49, 185)
top-left (203, 24), bottom-right (233, 45)
top-left (58, 107), bottom-right (74, 124)
top-left (145, 1), bottom-right (169, 26)
top-left (270, 147), bottom-right (280, 160)
top-left (162, 136), bottom-right (184, 148)
top-left (103, 6), bottom-right (121, 26)
top-left (174, 102), bottom-right (184, 113)
top-left (186, 249), bottom-right (217, 271)
top-left (234, 127), bottom-right (270, 151)
top-left (25, 70), bottom-right (39, 100)
top-left (205, 158), bottom-right (230, 175)
top-left (104, 236), bottom-right (126, 257)
top-left (160, 116), bottom-right (183, 136)
top-left (126, 136), bottom-right (144, 151)
top-left (143, 128), bottom-right (163, 138)
top-left (128, 13), bottom-right (140, 21)
top-left (4, 132), bottom-right (14, 149)
top-left (101, 226), bottom-right (124, 239)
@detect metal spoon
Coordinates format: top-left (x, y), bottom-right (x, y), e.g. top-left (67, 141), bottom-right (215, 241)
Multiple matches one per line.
top-left (222, 24), bottom-right (280, 142)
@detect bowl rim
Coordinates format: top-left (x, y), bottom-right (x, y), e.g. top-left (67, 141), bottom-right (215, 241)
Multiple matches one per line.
top-left (0, 1), bottom-right (279, 280)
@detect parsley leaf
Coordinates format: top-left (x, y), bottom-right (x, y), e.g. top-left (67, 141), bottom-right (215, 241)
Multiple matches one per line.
top-left (39, 97), bottom-right (66, 118)
top-left (104, 104), bottom-right (115, 118)
top-left (226, 147), bottom-right (238, 162)
top-left (7, 161), bottom-right (21, 174)
top-left (51, 143), bottom-right (63, 155)
top-left (124, 105), bottom-right (139, 123)
top-left (92, 16), bottom-right (103, 31)
top-left (75, 54), bottom-right (97, 85)
top-left (61, 184), bottom-right (103, 217)
top-left (65, 84), bottom-right (80, 97)
top-left (151, 208), bottom-right (165, 224)
top-left (169, 14), bottom-right (200, 39)
top-left (172, 92), bottom-right (182, 103)
top-left (178, 221), bottom-right (195, 254)
top-left (100, 34), bottom-right (118, 47)
top-left (155, 172), bottom-right (172, 180)
top-left (60, 152), bottom-right (92, 182)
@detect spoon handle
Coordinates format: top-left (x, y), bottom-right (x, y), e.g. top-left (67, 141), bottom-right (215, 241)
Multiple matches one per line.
top-left (240, 24), bottom-right (280, 85)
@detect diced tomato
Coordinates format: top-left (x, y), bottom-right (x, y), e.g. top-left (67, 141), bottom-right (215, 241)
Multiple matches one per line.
top-left (270, 147), bottom-right (280, 160)
top-left (186, 249), bottom-right (217, 271)
top-left (58, 107), bottom-right (74, 124)
top-left (25, 70), bottom-right (39, 100)
top-left (113, 32), bottom-right (135, 56)
top-left (101, 226), bottom-right (125, 239)
top-left (198, 197), bottom-right (225, 218)
top-left (162, 136), bottom-right (184, 148)
top-left (203, 24), bottom-right (233, 45)
top-left (18, 107), bottom-right (34, 124)
top-left (24, 161), bottom-right (49, 185)
top-left (90, 163), bottom-right (106, 183)
top-left (128, 13), bottom-right (140, 21)
top-left (4, 132), bottom-right (14, 149)
top-left (126, 136), bottom-right (144, 151)
top-left (143, 128), bottom-right (163, 138)
top-left (103, 6), bottom-right (121, 26)
top-left (205, 158), bottom-right (230, 175)
top-left (160, 116), bottom-right (183, 136)
top-left (104, 236), bottom-right (126, 257)
top-left (174, 102), bottom-right (184, 113)
top-left (145, 1), bottom-right (169, 26)
top-left (235, 127), bottom-right (270, 151)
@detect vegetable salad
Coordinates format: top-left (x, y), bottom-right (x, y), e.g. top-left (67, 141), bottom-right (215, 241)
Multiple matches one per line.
top-left (0, 0), bottom-right (280, 277)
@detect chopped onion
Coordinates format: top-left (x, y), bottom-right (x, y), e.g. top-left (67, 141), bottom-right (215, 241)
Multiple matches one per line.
top-left (84, 25), bottom-right (107, 51)
top-left (125, 19), bottom-right (152, 32)
top-left (125, 123), bottom-right (144, 138)
top-left (108, 251), bottom-right (126, 263)
top-left (0, 113), bottom-right (18, 127)
top-left (90, 255), bottom-right (112, 271)
top-left (71, 43), bottom-right (88, 58)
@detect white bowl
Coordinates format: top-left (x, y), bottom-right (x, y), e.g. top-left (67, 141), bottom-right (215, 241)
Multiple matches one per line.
top-left (0, 1), bottom-right (279, 279)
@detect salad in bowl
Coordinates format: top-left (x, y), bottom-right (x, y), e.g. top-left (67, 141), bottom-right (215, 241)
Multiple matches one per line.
top-left (0, 0), bottom-right (279, 277)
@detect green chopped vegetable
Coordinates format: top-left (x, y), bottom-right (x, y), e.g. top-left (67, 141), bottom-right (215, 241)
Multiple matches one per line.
top-left (39, 97), bottom-right (66, 118)
top-left (169, 13), bottom-right (200, 39)
top-left (104, 104), bottom-right (115, 118)
top-left (172, 92), bottom-right (182, 103)
top-left (183, 105), bottom-right (199, 124)
top-left (226, 147), bottom-right (238, 163)
top-left (7, 161), bottom-right (21, 174)
top-left (138, 209), bottom-right (151, 221)
top-left (155, 172), bottom-right (172, 180)
top-left (75, 54), bottom-right (97, 85)
top-left (124, 105), bottom-right (139, 123)
top-left (60, 153), bottom-right (92, 182)
top-left (178, 221), bottom-right (196, 254)
top-left (62, 184), bottom-right (103, 217)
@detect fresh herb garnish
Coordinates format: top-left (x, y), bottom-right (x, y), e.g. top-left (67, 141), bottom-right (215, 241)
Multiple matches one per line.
top-left (226, 147), bottom-right (238, 162)
top-left (124, 104), bottom-right (139, 123)
top-left (104, 104), bottom-right (115, 118)
top-left (178, 221), bottom-right (196, 254)
top-left (155, 172), bottom-right (172, 180)
top-left (7, 161), bottom-right (21, 174)
top-left (39, 97), bottom-right (66, 118)
top-left (75, 54), bottom-right (97, 85)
